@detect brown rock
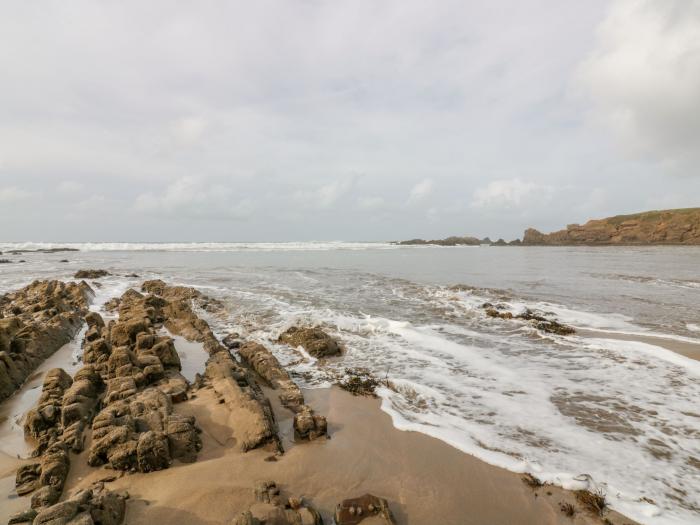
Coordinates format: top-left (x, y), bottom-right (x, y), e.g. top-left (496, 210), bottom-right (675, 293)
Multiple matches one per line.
top-left (279, 326), bottom-right (341, 358)
top-left (31, 483), bottom-right (126, 525)
top-left (293, 405), bottom-right (328, 441)
top-left (239, 342), bottom-right (305, 410)
top-left (204, 350), bottom-right (280, 452)
top-left (335, 494), bottom-right (396, 525)
top-left (74, 269), bottom-right (111, 279)
top-left (0, 280), bottom-right (91, 401)
top-left (136, 430), bottom-right (170, 472)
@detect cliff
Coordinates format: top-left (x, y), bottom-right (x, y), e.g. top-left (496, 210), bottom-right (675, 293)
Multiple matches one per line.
top-left (523, 208), bottom-right (700, 245)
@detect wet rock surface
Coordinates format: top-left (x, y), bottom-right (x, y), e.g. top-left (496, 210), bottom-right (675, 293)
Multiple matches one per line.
top-left (335, 494), bottom-right (397, 525)
top-left (0, 280), bottom-right (92, 402)
top-left (74, 270), bottom-right (111, 279)
top-left (203, 350), bottom-right (281, 452)
top-left (9, 482), bottom-right (128, 525)
top-left (238, 342), bottom-right (327, 441)
top-left (482, 304), bottom-right (575, 335)
top-left (140, 280), bottom-right (282, 452)
top-left (278, 327), bottom-right (341, 358)
top-left (231, 481), bottom-right (323, 525)
top-left (13, 285), bottom-right (206, 521)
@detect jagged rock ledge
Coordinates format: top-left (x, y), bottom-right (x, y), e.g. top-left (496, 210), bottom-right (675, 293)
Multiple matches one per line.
top-left (0, 280), bottom-right (93, 402)
top-left (9, 279), bottom-right (355, 524)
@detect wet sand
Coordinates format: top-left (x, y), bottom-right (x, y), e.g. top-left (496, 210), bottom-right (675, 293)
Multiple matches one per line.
top-left (0, 384), bottom-right (637, 525)
top-left (577, 328), bottom-right (700, 362)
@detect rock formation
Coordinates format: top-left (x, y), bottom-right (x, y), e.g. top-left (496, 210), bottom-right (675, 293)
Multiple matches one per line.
top-left (7, 278), bottom-right (402, 524)
top-left (13, 285), bottom-right (208, 521)
top-left (522, 208), bottom-right (700, 245)
top-left (230, 481), bottom-right (323, 525)
top-left (0, 280), bottom-right (93, 402)
top-left (74, 270), bottom-right (111, 279)
top-left (395, 236), bottom-right (482, 246)
top-left (335, 494), bottom-right (397, 525)
top-left (203, 350), bottom-right (281, 451)
top-left (140, 280), bottom-right (281, 452)
top-left (482, 304), bottom-right (575, 335)
top-left (9, 481), bottom-right (127, 525)
top-left (278, 327), bottom-right (341, 358)
top-left (239, 342), bottom-right (327, 441)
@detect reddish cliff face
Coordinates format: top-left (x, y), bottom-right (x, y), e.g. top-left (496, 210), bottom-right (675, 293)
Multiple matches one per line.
top-left (523, 208), bottom-right (700, 245)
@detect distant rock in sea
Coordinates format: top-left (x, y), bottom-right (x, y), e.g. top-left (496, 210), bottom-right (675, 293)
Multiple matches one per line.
top-left (522, 208), bottom-right (700, 245)
top-left (396, 236), bottom-right (523, 246)
top-left (396, 236), bottom-right (483, 246)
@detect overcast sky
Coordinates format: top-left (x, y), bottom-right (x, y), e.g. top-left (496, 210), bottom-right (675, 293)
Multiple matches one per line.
top-left (1, 0), bottom-right (699, 242)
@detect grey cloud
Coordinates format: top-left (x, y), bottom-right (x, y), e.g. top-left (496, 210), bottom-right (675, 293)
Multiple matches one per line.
top-left (0, 0), bottom-right (698, 242)
top-left (579, 0), bottom-right (700, 173)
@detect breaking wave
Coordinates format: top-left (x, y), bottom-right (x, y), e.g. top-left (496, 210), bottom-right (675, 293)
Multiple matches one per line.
top-left (0, 242), bottom-right (398, 252)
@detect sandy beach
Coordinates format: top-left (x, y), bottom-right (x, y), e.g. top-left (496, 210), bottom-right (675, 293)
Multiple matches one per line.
top-left (1, 384), bottom-right (638, 525)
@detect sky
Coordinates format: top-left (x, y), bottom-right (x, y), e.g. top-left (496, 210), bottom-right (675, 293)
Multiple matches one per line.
top-left (1, 0), bottom-right (699, 242)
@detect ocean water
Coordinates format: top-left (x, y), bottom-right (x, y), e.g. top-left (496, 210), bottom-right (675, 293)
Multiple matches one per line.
top-left (1, 243), bottom-right (699, 524)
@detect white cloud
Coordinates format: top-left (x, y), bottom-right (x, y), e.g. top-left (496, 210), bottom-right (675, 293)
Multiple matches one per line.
top-left (0, 186), bottom-right (30, 202)
top-left (407, 178), bottom-right (433, 204)
top-left (134, 176), bottom-right (254, 220)
top-left (1, 1), bottom-right (698, 241)
top-left (57, 180), bottom-right (85, 194)
top-left (357, 196), bottom-right (385, 209)
top-left (172, 116), bottom-right (208, 145)
top-left (74, 194), bottom-right (108, 213)
top-left (293, 177), bottom-right (357, 210)
top-left (579, 0), bottom-right (700, 171)
top-left (471, 178), bottom-right (553, 209)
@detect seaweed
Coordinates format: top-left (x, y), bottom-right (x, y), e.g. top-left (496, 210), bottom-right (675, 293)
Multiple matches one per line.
top-left (575, 488), bottom-right (607, 516)
top-left (521, 473), bottom-right (543, 489)
top-left (337, 368), bottom-right (380, 397)
top-left (559, 502), bottom-right (576, 517)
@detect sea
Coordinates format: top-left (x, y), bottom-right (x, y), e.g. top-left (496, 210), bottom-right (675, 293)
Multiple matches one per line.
top-left (1, 242), bottom-right (699, 524)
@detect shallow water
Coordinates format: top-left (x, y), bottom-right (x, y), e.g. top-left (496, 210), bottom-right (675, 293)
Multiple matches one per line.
top-left (0, 242), bottom-right (699, 524)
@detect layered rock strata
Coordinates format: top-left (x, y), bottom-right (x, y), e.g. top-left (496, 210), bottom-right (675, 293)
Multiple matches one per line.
top-left (0, 280), bottom-right (93, 402)
top-left (239, 342), bottom-right (327, 441)
top-left (13, 286), bottom-right (205, 522)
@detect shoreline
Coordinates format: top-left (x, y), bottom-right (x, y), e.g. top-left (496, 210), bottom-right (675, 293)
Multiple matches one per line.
top-left (576, 328), bottom-right (700, 362)
top-left (1, 277), bottom-right (694, 524)
top-left (0, 385), bottom-right (640, 525)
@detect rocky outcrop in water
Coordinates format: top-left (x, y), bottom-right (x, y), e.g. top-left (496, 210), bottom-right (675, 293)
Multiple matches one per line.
top-left (483, 304), bottom-right (575, 335)
top-left (0, 280), bottom-right (93, 402)
top-left (396, 236), bottom-right (483, 246)
top-left (522, 208), bottom-right (700, 245)
top-left (74, 270), bottom-right (111, 279)
top-left (279, 326), bottom-right (342, 358)
top-left (239, 342), bottom-right (327, 441)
